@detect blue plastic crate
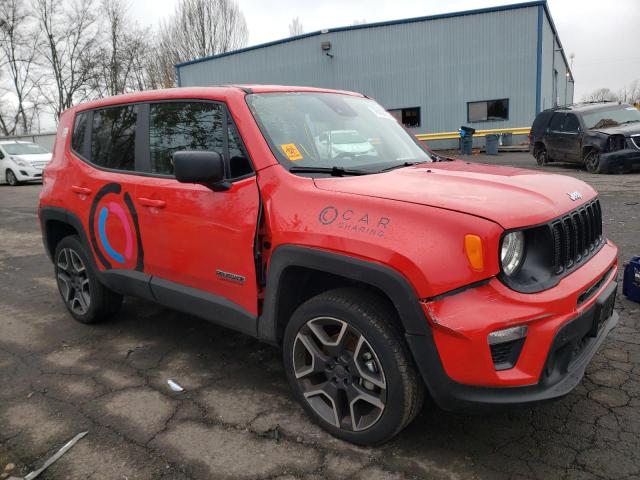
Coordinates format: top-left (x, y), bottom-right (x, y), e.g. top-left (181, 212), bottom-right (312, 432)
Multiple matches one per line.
top-left (623, 257), bottom-right (640, 303)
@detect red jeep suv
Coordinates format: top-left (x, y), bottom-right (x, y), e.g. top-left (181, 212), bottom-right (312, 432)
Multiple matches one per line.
top-left (39, 86), bottom-right (619, 445)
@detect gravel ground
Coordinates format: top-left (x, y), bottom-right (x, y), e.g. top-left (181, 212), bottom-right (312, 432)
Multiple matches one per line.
top-left (1, 152), bottom-right (639, 480)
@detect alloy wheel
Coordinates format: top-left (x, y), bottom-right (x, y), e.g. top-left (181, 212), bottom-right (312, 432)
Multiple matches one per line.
top-left (56, 248), bottom-right (91, 316)
top-left (536, 149), bottom-right (547, 166)
top-left (6, 170), bottom-right (17, 186)
top-left (292, 316), bottom-right (387, 432)
top-left (585, 151), bottom-right (600, 173)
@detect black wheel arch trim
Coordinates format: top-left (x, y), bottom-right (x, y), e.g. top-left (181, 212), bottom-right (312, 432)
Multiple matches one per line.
top-left (257, 244), bottom-right (432, 343)
top-left (40, 206), bottom-right (93, 262)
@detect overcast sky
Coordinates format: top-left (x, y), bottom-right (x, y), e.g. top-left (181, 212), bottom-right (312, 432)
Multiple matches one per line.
top-left (130, 0), bottom-right (639, 99)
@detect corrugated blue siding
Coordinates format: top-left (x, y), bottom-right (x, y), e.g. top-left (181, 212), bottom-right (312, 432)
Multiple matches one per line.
top-left (179, 5), bottom-right (549, 144)
top-left (540, 12), bottom-right (573, 111)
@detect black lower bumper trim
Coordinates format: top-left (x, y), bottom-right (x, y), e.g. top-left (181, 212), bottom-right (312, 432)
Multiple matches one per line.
top-left (407, 286), bottom-right (619, 413)
top-left (600, 148), bottom-right (640, 173)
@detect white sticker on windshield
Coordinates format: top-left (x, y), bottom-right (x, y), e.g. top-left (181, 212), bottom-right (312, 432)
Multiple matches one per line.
top-left (626, 107), bottom-right (637, 111)
top-left (367, 104), bottom-right (395, 120)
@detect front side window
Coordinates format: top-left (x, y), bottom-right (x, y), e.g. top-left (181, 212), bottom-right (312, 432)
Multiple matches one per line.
top-left (149, 102), bottom-right (224, 175)
top-left (91, 105), bottom-right (137, 170)
top-left (562, 114), bottom-right (580, 132)
top-left (468, 99), bottom-right (509, 122)
top-left (246, 93), bottom-right (432, 172)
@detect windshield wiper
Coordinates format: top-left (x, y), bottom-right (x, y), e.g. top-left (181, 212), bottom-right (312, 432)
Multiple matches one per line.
top-left (378, 160), bottom-right (431, 172)
top-left (289, 166), bottom-right (370, 176)
top-left (619, 120), bottom-right (640, 125)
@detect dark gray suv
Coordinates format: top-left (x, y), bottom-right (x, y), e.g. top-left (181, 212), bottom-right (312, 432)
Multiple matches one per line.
top-left (529, 102), bottom-right (640, 173)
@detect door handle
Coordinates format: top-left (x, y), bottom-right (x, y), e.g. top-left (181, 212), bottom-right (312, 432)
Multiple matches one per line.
top-left (71, 185), bottom-right (92, 196)
top-left (138, 197), bottom-right (166, 208)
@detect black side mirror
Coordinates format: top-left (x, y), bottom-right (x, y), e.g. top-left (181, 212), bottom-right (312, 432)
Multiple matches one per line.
top-left (173, 151), bottom-right (229, 190)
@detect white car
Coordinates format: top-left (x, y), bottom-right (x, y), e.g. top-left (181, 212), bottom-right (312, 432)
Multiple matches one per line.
top-left (315, 130), bottom-right (378, 159)
top-left (0, 140), bottom-right (52, 186)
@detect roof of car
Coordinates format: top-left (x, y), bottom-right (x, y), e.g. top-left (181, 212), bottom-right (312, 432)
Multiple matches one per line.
top-left (71, 85), bottom-right (364, 113)
top-left (544, 101), bottom-right (632, 114)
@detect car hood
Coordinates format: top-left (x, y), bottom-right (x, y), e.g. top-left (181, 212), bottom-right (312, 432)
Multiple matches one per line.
top-left (313, 160), bottom-right (597, 229)
top-left (592, 123), bottom-right (640, 136)
top-left (13, 153), bottom-right (51, 162)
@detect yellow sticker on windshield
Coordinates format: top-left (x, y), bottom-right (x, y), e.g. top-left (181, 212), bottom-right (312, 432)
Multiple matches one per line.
top-left (281, 143), bottom-right (303, 161)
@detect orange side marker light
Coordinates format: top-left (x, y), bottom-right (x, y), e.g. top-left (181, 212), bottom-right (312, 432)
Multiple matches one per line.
top-left (464, 234), bottom-right (484, 271)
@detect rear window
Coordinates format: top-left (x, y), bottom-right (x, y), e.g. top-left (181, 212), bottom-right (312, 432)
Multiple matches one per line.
top-left (91, 105), bottom-right (137, 171)
top-left (72, 112), bottom-right (87, 155)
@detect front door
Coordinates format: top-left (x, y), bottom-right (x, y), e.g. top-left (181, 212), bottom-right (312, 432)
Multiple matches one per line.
top-left (557, 113), bottom-right (582, 162)
top-left (134, 100), bottom-right (260, 317)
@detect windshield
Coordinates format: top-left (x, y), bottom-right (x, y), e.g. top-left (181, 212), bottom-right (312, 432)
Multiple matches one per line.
top-left (582, 106), bottom-right (640, 129)
top-left (246, 92), bottom-right (432, 172)
top-left (2, 142), bottom-right (49, 155)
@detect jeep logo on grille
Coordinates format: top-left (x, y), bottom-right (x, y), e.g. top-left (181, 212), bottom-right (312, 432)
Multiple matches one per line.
top-left (567, 191), bottom-right (583, 201)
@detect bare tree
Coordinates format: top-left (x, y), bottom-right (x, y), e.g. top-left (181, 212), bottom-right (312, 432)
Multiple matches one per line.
top-left (158, 0), bottom-right (248, 86)
top-left (582, 87), bottom-right (618, 103)
top-left (616, 79), bottom-right (640, 104)
top-left (0, 0), bottom-right (41, 134)
top-left (288, 16), bottom-right (303, 36)
top-left (92, 0), bottom-right (157, 96)
top-left (33, 0), bottom-right (101, 119)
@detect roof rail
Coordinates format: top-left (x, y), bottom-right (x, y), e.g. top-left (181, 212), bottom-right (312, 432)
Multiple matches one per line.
top-left (546, 100), bottom-right (615, 111)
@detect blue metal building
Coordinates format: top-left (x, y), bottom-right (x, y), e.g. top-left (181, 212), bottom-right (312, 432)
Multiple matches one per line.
top-left (176, 1), bottom-right (573, 147)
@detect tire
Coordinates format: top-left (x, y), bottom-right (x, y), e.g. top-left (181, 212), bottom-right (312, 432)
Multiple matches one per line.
top-left (535, 146), bottom-right (549, 166)
top-left (54, 235), bottom-right (122, 324)
top-left (584, 149), bottom-right (602, 174)
top-left (6, 169), bottom-right (21, 186)
top-left (283, 287), bottom-right (424, 445)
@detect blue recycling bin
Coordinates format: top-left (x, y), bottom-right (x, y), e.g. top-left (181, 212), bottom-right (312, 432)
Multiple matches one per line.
top-left (623, 257), bottom-right (640, 303)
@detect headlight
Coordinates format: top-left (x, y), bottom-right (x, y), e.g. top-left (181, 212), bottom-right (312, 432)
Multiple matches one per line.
top-left (11, 157), bottom-right (28, 167)
top-left (500, 231), bottom-right (525, 276)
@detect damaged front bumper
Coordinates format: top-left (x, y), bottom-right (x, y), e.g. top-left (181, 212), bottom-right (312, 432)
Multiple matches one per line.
top-left (406, 241), bottom-right (619, 412)
top-left (599, 148), bottom-right (640, 173)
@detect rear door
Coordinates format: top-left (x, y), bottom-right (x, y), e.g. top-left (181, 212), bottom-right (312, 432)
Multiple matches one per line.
top-left (134, 100), bottom-right (260, 317)
top-left (68, 105), bottom-right (146, 276)
top-left (546, 113), bottom-right (565, 159)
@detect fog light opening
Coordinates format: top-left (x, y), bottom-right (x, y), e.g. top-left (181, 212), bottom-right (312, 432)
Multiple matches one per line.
top-left (487, 325), bottom-right (528, 345)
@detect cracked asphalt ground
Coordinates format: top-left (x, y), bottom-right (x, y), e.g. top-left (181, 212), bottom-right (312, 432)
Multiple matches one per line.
top-left (1, 152), bottom-right (639, 480)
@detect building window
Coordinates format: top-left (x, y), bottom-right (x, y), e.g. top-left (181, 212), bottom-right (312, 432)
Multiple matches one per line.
top-left (467, 99), bottom-right (509, 122)
top-left (388, 107), bottom-right (421, 128)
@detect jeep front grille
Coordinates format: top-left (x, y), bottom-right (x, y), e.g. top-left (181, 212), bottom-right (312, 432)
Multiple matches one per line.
top-left (550, 199), bottom-right (603, 274)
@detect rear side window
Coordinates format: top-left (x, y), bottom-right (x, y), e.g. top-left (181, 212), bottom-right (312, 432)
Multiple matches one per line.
top-left (532, 111), bottom-right (552, 132)
top-left (549, 113), bottom-right (565, 131)
top-left (91, 106), bottom-right (137, 171)
top-left (149, 102), bottom-right (224, 175)
top-left (71, 112), bottom-right (87, 154)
